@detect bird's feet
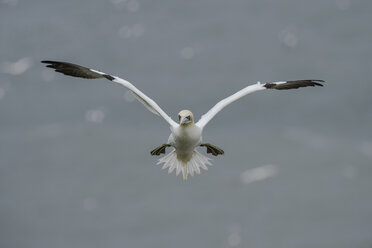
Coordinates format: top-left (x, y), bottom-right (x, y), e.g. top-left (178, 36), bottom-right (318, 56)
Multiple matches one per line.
top-left (150, 144), bottom-right (172, 156)
top-left (200, 143), bottom-right (224, 156)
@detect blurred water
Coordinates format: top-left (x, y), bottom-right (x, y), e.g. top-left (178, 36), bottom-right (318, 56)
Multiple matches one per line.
top-left (1, 0), bottom-right (372, 247)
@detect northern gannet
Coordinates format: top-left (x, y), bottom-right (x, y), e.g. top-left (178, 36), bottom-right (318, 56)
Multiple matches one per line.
top-left (42, 60), bottom-right (324, 180)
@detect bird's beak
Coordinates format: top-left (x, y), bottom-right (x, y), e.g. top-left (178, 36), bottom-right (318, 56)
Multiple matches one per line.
top-left (180, 116), bottom-right (187, 125)
top-left (180, 116), bottom-right (190, 125)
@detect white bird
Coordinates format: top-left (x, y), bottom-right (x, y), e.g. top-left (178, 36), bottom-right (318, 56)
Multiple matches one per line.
top-left (42, 60), bottom-right (324, 180)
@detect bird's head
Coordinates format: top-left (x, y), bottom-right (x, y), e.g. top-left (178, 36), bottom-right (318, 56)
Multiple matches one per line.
top-left (178, 110), bottom-right (194, 126)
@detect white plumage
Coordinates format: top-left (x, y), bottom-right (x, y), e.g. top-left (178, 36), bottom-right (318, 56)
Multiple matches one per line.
top-left (42, 60), bottom-right (324, 180)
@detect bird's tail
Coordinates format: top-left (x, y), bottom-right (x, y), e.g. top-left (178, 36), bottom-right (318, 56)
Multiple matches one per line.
top-left (157, 149), bottom-right (213, 180)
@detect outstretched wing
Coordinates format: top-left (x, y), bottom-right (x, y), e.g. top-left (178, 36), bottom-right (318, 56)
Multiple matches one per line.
top-left (196, 80), bottom-right (324, 129)
top-left (42, 60), bottom-right (177, 127)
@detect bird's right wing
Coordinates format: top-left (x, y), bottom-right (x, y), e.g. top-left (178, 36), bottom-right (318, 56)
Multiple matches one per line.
top-left (42, 61), bottom-right (178, 127)
top-left (196, 80), bottom-right (324, 129)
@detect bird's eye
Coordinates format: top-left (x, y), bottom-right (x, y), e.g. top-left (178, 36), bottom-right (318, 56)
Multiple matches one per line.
top-left (186, 116), bottom-right (191, 120)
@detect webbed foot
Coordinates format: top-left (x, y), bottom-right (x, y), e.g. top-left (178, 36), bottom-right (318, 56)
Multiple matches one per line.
top-left (200, 143), bottom-right (224, 156)
top-left (150, 144), bottom-right (172, 156)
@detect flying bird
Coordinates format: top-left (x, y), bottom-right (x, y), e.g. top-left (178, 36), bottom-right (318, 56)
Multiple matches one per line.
top-left (42, 60), bottom-right (324, 180)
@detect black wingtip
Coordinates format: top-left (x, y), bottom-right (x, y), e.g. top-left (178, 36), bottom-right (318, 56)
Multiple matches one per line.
top-left (264, 79), bottom-right (325, 90)
top-left (41, 60), bottom-right (61, 70)
top-left (41, 60), bottom-right (56, 64)
top-left (309, 80), bottom-right (325, 87)
top-left (314, 80), bottom-right (325, 87)
top-left (40, 60), bottom-right (106, 79)
top-left (41, 60), bottom-right (59, 69)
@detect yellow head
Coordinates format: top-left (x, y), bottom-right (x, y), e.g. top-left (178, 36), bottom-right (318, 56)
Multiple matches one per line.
top-left (178, 110), bottom-right (194, 126)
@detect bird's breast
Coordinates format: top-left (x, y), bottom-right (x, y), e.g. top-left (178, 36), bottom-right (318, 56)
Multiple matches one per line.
top-left (171, 125), bottom-right (202, 155)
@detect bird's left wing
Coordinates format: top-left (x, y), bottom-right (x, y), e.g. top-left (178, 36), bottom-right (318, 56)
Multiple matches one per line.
top-left (195, 80), bottom-right (324, 129)
top-left (42, 61), bottom-right (177, 127)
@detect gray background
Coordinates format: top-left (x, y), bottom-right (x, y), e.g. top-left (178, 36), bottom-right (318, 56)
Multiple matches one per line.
top-left (1, 0), bottom-right (372, 247)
